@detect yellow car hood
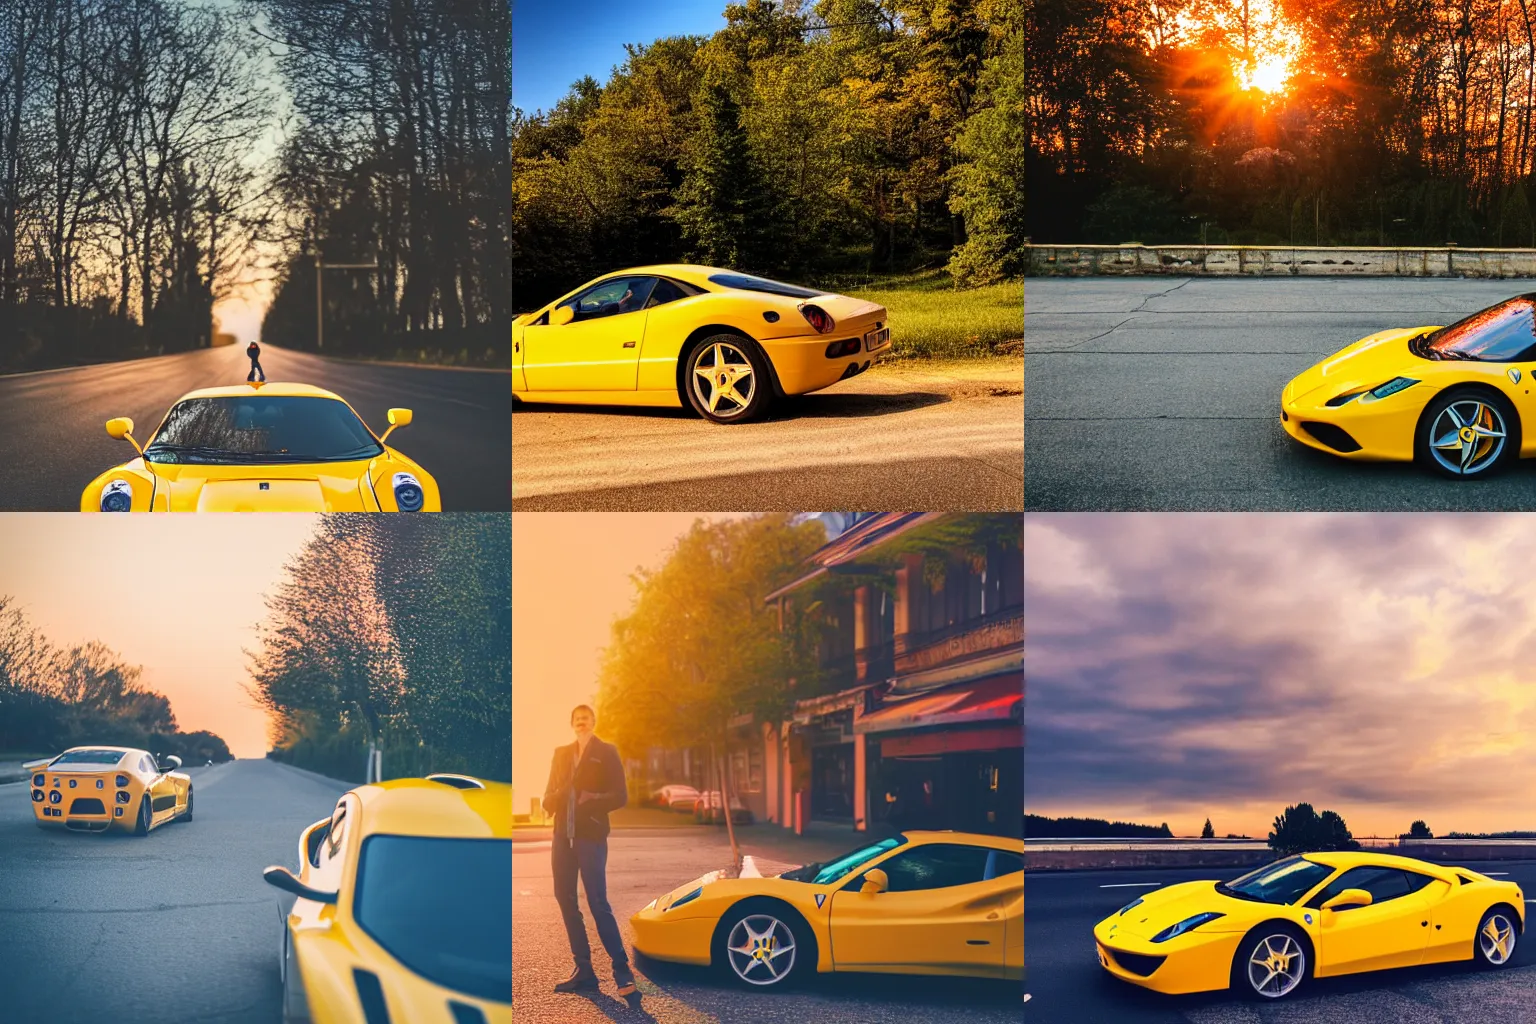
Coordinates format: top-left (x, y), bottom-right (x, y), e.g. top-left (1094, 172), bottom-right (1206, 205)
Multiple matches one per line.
top-left (1104, 880), bottom-right (1257, 940)
top-left (1285, 327), bottom-right (1436, 404)
top-left (149, 461), bottom-right (374, 511)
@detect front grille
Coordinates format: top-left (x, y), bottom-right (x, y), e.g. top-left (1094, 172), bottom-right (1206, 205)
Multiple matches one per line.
top-left (1108, 948), bottom-right (1167, 977)
top-left (69, 798), bottom-right (106, 815)
top-left (1300, 421), bottom-right (1363, 453)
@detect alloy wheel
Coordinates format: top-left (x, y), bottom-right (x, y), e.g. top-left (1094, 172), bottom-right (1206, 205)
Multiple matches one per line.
top-left (1481, 913), bottom-right (1516, 964)
top-left (726, 913), bottom-right (796, 986)
top-left (1429, 399), bottom-right (1507, 475)
top-left (690, 342), bottom-right (756, 419)
top-left (1247, 933), bottom-right (1304, 998)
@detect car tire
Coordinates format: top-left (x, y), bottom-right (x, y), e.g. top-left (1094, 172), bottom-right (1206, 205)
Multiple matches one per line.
top-left (1232, 923), bottom-right (1309, 1000)
top-left (179, 787), bottom-right (193, 823)
top-left (1415, 386), bottom-right (1519, 479)
top-left (1473, 906), bottom-right (1519, 968)
top-left (682, 334), bottom-right (772, 423)
top-left (713, 899), bottom-right (813, 989)
top-left (133, 794), bottom-right (152, 836)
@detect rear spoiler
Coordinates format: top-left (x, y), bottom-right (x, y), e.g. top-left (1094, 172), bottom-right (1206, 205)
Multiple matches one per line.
top-left (21, 757), bottom-right (52, 771)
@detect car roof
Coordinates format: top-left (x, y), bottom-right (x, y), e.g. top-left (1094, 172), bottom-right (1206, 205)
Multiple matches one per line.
top-left (58, 746), bottom-right (139, 757)
top-left (605, 264), bottom-right (729, 288)
top-left (900, 830), bottom-right (1025, 853)
top-left (1302, 850), bottom-right (1443, 872)
top-left (351, 777), bottom-right (511, 840)
top-left (174, 382), bottom-right (346, 401)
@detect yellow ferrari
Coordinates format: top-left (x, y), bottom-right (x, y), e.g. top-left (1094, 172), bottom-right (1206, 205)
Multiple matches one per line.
top-left (23, 746), bottom-right (191, 834)
top-left (630, 830), bottom-right (1022, 988)
top-left (261, 773), bottom-right (510, 1024)
top-left (1095, 851), bottom-right (1524, 1001)
top-left (511, 265), bottom-right (891, 423)
top-left (1281, 294), bottom-right (1536, 478)
top-left (80, 382), bottom-right (440, 511)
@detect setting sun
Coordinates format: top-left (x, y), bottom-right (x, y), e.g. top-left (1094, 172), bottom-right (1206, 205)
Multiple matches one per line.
top-left (1241, 53), bottom-right (1291, 93)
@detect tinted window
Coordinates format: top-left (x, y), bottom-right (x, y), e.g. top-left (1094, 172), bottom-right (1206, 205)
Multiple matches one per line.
top-left (1419, 296), bottom-right (1536, 362)
top-left (146, 397), bottom-right (383, 464)
top-left (987, 850), bottom-right (1023, 879)
top-left (564, 277), bottom-right (655, 321)
top-left (1305, 867), bottom-right (1414, 910)
top-left (707, 272), bottom-right (822, 298)
top-left (140, 756), bottom-right (155, 775)
top-left (1222, 856), bottom-right (1335, 905)
top-left (354, 836), bottom-right (512, 1003)
top-left (648, 278), bottom-right (689, 307)
top-left (781, 836), bottom-right (907, 885)
top-left (1403, 871), bottom-right (1437, 894)
top-left (52, 750), bottom-right (125, 766)
top-left (871, 844), bottom-right (992, 892)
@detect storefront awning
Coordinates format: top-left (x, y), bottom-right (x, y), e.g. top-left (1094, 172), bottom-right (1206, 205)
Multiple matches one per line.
top-left (853, 673), bottom-right (1022, 735)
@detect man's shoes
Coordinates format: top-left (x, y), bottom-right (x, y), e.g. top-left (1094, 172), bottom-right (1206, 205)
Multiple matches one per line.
top-left (615, 980), bottom-right (637, 997)
top-left (553, 968), bottom-right (600, 993)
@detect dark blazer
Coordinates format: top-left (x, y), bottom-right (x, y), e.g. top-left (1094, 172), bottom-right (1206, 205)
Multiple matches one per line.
top-left (541, 736), bottom-right (627, 841)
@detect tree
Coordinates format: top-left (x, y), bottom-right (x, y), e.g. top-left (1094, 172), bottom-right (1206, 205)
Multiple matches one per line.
top-left (1268, 802), bottom-right (1360, 856)
top-left (1402, 819), bottom-right (1434, 840)
top-left (1201, 817), bottom-right (1215, 839)
top-left (672, 82), bottom-right (776, 271)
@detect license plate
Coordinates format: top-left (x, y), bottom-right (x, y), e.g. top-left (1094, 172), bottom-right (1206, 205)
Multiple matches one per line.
top-left (864, 327), bottom-right (890, 351)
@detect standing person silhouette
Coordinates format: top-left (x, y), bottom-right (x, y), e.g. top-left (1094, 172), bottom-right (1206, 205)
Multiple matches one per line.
top-left (542, 704), bottom-right (636, 997)
top-left (246, 340), bottom-right (265, 382)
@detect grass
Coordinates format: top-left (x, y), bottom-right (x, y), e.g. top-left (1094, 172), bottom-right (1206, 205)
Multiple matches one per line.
top-left (843, 269), bottom-right (1022, 359)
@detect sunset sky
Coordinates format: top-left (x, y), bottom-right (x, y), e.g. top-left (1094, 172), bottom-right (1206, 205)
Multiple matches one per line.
top-left (0, 515), bottom-right (320, 758)
top-left (511, 512), bottom-right (744, 812)
top-left (1026, 514), bottom-right (1536, 839)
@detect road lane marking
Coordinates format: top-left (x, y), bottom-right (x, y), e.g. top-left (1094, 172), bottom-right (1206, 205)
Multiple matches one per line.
top-left (741, 855), bottom-right (761, 878)
top-left (1100, 882), bottom-right (1161, 888)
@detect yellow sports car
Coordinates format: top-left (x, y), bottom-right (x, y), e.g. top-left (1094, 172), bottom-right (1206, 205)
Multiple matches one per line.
top-left (1281, 294), bottom-right (1536, 478)
top-left (1095, 851), bottom-right (1524, 1001)
top-left (81, 382), bottom-right (440, 511)
top-left (23, 746), bottom-right (192, 834)
top-left (261, 773), bottom-right (510, 1024)
top-left (631, 830), bottom-right (1022, 988)
top-left (511, 265), bottom-right (891, 423)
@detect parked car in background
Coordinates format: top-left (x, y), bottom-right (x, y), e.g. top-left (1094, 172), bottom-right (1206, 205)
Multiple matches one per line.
top-left (649, 784), bottom-right (701, 812)
top-left (693, 790), bottom-right (753, 825)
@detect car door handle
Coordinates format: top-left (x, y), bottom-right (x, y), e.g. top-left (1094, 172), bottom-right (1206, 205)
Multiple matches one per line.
top-left (623, 341), bottom-right (636, 348)
top-left (986, 912), bottom-right (1000, 920)
top-left (966, 940), bottom-right (990, 945)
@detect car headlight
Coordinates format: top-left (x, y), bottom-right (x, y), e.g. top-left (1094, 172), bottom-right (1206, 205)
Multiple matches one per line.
top-left (644, 898), bottom-right (658, 911)
top-left (31, 789), bottom-right (43, 802)
top-left (32, 774), bottom-right (43, 787)
top-left (1118, 897), bottom-right (1145, 916)
top-left (100, 479), bottom-right (133, 512)
top-left (1356, 377), bottom-right (1420, 404)
top-left (391, 472), bottom-right (424, 512)
top-left (667, 887), bottom-right (703, 911)
top-left (1151, 912), bottom-right (1225, 943)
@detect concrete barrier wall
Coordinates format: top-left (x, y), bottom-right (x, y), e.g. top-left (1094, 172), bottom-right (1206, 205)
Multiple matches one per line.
top-left (1026, 842), bottom-right (1536, 872)
top-left (1026, 243), bottom-right (1536, 278)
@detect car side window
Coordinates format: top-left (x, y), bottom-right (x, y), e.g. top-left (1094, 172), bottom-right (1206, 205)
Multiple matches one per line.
top-left (647, 278), bottom-right (687, 308)
top-left (1305, 866), bottom-right (1414, 910)
top-left (321, 803), bottom-right (347, 865)
top-left (855, 844), bottom-right (993, 892)
top-left (564, 277), bottom-right (657, 322)
top-left (140, 755), bottom-right (155, 775)
top-left (985, 850), bottom-right (1023, 880)
top-left (1402, 870), bottom-right (1437, 894)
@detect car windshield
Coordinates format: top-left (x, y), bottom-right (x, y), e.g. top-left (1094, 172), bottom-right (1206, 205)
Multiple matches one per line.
top-left (144, 397), bottom-right (383, 464)
top-left (707, 272), bottom-right (823, 299)
top-left (1218, 856), bottom-right (1334, 905)
top-left (780, 836), bottom-right (908, 885)
top-left (353, 835), bottom-right (511, 1003)
top-left (50, 749), bottom-right (125, 766)
top-left (1415, 296), bottom-right (1536, 362)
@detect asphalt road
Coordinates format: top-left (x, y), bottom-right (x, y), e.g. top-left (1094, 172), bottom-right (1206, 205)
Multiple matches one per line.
top-left (0, 341), bottom-right (511, 511)
top-left (511, 359), bottom-right (1023, 511)
top-left (0, 757), bottom-right (350, 1024)
top-left (513, 829), bottom-right (1020, 1024)
top-left (1025, 277), bottom-right (1536, 510)
top-left (1026, 862), bottom-right (1536, 1024)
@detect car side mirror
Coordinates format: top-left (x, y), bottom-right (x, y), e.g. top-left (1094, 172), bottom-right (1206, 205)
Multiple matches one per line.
top-left (380, 407), bottom-right (413, 443)
top-left (860, 868), bottom-right (888, 895)
top-left (262, 866), bottom-right (338, 905)
top-left (300, 817), bottom-right (331, 868)
top-left (551, 304), bottom-right (575, 326)
top-left (106, 417), bottom-right (145, 456)
top-left (1322, 887), bottom-right (1373, 912)
top-left (157, 756), bottom-right (181, 772)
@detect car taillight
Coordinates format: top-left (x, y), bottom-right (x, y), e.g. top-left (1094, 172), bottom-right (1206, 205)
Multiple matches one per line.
top-left (48, 790), bottom-right (61, 804)
top-left (115, 774), bottom-right (129, 787)
top-left (800, 304), bottom-right (835, 334)
top-left (825, 338), bottom-right (861, 358)
top-left (31, 790), bottom-right (43, 803)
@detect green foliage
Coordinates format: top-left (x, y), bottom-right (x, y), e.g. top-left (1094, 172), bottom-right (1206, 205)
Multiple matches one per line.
top-left (674, 84), bottom-right (778, 270)
top-left (947, 11), bottom-right (1026, 284)
top-left (249, 516), bottom-right (511, 783)
top-left (1083, 185), bottom-right (1187, 245)
top-left (1268, 802), bottom-right (1360, 856)
top-left (1402, 819), bottom-right (1434, 840)
top-left (840, 270), bottom-right (1021, 357)
top-left (1202, 817), bottom-right (1215, 839)
top-left (1025, 813), bottom-right (1172, 838)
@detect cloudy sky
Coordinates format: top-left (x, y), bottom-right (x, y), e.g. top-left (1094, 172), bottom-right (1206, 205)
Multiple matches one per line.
top-left (1026, 514), bottom-right (1536, 839)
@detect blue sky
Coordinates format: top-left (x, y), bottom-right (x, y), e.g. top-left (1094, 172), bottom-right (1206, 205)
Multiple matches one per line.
top-left (512, 0), bottom-right (727, 116)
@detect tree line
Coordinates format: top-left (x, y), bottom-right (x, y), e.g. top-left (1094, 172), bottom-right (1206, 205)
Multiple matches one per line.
top-left (512, 0), bottom-right (1025, 310)
top-left (0, 0), bottom-right (275, 373)
top-left (252, 0), bottom-right (510, 365)
top-left (0, 597), bottom-right (230, 762)
top-left (1026, 0), bottom-right (1536, 247)
top-left (250, 515), bottom-right (510, 784)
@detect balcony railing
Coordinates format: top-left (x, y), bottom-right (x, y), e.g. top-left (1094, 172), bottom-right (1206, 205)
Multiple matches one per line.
top-left (894, 605), bottom-right (1024, 674)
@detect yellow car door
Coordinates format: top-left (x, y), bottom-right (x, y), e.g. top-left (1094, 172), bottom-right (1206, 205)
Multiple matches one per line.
top-left (523, 276), bottom-right (655, 391)
top-left (1311, 866), bottom-right (1432, 976)
top-left (828, 842), bottom-right (1007, 975)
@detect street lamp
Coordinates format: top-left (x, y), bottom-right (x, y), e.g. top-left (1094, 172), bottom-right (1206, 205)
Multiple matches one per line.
top-left (314, 252), bottom-right (378, 350)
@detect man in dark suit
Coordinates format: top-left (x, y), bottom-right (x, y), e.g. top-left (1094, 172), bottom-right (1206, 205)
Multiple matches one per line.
top-left (542, 704), bottom-right (636, 996)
